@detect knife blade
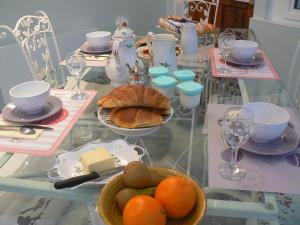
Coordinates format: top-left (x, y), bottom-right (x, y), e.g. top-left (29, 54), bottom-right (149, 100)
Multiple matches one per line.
top-left (54, 166), bottom-right (125, 189)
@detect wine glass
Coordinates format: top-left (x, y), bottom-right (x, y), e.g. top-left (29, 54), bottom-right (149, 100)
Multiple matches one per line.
top-left (218, 107), bottom-right (254, 180)
top-left (218, 32), bottom-right (235, 74)
top-left (66, 53), bottom-right (88, 100)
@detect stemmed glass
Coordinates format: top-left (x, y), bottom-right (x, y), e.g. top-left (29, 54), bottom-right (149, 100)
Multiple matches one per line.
top-left (218, 32), bottom-right (235, 74)
top-left (66, 53), bottom-right (88, 100)
top-left (218, 107), bottom-right (254, 180)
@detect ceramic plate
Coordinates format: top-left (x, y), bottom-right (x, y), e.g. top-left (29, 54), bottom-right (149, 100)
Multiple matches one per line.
top-left (97, 107), bottom-right (173, 137)
top-left (241, 126), bottom-right (299, 156)
top-left (226, 52), bottom-right (265, 67)
top-left (2, 96), bottom-right (63, 123)
top-left (47, 139), bottom-right (145, 188)
top-left (80, 41), bottom-right (112, 54)
top-left (137, 45), bottom-right (183, 61)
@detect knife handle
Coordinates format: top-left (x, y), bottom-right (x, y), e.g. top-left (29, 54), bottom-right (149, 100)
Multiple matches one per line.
top-left (54, 172), bottom-right (99, 189)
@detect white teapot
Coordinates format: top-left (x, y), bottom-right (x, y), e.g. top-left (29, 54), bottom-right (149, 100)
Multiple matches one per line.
top-left (105, 26), bottom-right (137, 86)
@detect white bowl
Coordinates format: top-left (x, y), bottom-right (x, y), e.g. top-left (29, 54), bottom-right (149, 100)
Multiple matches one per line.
top-left (9, 81), bottom-right (50, 114)
top-left (231, 40), bottom-right (258, 62)
top-left (243, 102), bottom-right (290, 143)
top-left (86, 31), bottom-right (111, 50)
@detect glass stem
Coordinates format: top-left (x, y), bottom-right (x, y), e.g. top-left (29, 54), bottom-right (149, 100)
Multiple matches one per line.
top-left (76, 78), bottom-right (81, 97)
top-left (224, 55), bottom-right (228, 70)
top-left (230, 147), bottom-right (239, 170)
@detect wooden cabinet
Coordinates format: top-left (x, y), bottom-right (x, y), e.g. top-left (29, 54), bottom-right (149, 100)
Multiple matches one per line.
top-left (215, 0), bottom-right (254, 29)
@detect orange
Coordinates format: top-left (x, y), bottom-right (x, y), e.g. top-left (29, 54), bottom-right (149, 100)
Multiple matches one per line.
top-left (123, 195), bottom-right (166, 225)
top-left (155, 176), bottom-right (196, 219)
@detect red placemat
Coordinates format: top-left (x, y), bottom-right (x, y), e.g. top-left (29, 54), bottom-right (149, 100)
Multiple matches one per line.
top-left (210, 48), bottom-right (280, 80)
top-left (0, 89), bottom-right (97, 156)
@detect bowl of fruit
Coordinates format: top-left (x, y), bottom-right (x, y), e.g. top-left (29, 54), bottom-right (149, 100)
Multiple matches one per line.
top-left (98, 161), bottom-right (206, 225)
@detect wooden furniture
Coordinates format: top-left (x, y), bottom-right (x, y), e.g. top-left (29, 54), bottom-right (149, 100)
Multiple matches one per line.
top-left (215, 0), bottom-right (254, 29)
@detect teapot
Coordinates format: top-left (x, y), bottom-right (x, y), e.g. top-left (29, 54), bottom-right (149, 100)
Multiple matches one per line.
top-left (147, 32), bottom-right (178, 72)
top-left (105, 25), bottom-right (138, 86)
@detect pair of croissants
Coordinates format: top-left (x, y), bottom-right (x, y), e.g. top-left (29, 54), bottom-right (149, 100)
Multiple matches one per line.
top-left (98, 85), bottom-right (171, 129)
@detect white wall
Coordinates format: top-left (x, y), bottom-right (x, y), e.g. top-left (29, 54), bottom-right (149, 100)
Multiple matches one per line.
top-left (0, 0), bottom-right (166, 39)
top-left (250, 0), bottom-right (300, 87)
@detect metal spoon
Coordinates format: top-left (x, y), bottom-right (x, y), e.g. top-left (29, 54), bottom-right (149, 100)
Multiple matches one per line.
top-left (20, 127), bottom-right (36, 135)
top-left (0, 124), bottom-right (53, 135)
top-left (0, 126), bottom-right (36, 135)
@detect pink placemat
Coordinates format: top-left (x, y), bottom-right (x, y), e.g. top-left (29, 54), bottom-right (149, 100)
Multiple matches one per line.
top-left (207, 103), bottom-right (300, 194)
top-left (0, 89), bottom-right (97, 156)
top-left (210, 48), bottom-right (281, 80)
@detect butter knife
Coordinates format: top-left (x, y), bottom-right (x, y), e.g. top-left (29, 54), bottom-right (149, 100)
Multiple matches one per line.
top-left (54, 166), bottom-right (125, 189)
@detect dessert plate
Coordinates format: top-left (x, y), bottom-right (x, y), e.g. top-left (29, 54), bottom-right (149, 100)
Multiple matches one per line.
top-left (97, 107), bottom-right (173, 137)
top-left (2, 95), bottom-right (63, 123)
top-left (47, 139), bottom-right (145, 188)
top-left (80, 41), bottom-right (112, 54)
top-left (226, 52), bottom-right (265, 67)
top-left (241, 126), bottom-right (299, 156)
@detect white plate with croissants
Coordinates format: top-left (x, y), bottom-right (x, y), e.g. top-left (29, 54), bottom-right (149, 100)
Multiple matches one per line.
top-left (97, 85), bottom-right (173, 137)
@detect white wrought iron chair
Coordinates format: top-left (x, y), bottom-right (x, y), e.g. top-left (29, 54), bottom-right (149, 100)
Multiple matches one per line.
top-left (173, 0), bottom-right (220, 25)
top-left (0, 11), bottom-right (64, 88)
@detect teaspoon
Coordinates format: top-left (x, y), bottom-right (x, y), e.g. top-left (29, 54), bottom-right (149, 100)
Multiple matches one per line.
top-left (0, 125), bottom-right (53, 135)
top-left (0, 126), bottom-right (36, 135)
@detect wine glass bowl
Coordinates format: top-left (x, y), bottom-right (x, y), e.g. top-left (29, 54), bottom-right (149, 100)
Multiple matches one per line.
top-left (66, 53), bottom-right (88, 100)
top-left (218, 107), bottom-right (254, 181)
top-left (217, 32), bottom-right (236, 74)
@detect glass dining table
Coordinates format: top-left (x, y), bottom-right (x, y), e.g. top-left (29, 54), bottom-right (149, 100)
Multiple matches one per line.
top-left (0, 32), bottom-right (299, 225)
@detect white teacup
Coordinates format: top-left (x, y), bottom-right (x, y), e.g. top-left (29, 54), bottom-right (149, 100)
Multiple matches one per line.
top-left (231, 40), bottom-right (258, 62)
top-left (86, 31), bottom-right (111, 50)
top-left (9, 81), bottom-right (50, 114)
top-left (243, 102), bottom-right (290, 143)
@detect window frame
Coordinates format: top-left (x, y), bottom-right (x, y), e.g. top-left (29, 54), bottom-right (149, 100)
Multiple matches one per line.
top-left (294, 0), bottom-right (300, 10)
top-left (283, 0), bottom-right (300, 22)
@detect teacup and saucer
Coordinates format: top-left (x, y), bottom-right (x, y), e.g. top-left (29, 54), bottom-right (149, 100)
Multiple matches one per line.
top-left (80, 31), bottom-right (113, 54)
top-left (2, 81), bottom-right (63, 123)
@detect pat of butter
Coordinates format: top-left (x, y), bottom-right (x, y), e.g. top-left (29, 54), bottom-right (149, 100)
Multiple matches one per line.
top-left (80, 148), bottom-right (115, 174)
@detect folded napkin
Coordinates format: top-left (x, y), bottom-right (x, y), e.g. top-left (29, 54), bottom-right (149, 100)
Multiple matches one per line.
top-left (0, 120), bottom-right (43, 140)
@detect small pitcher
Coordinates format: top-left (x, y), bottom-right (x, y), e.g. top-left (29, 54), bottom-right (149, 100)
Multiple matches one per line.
top-left (181, 23), bottom-right (198, 55)
top-left (147, 32), bottom-right (178, 72)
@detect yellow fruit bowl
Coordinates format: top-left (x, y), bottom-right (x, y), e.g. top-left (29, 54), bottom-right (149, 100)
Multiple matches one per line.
top-left (98, 167), bottom-right (206, 225)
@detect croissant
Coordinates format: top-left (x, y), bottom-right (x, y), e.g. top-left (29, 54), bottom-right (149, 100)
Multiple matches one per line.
top-left (110, 107), bottom-right (163, 128)
top-left (98, 85), bottom-right (171, 110)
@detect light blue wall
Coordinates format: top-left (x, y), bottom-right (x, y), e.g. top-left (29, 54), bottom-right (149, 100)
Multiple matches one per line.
top-left (0, 0), bottom-right (166, 37)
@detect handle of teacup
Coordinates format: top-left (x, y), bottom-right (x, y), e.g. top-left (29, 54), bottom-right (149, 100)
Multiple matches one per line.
top-left (112, 38), bottom-right (122, 64)
top-left (146, 32), bottom-right (154, 64)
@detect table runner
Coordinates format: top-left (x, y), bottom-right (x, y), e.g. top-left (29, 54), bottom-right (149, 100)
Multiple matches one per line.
top-left (210, 48), bottom-right (280, 80)
top-left (207, 103), bottom-right (300, 194)
top-left (0, 89), bottom-right (97, 156)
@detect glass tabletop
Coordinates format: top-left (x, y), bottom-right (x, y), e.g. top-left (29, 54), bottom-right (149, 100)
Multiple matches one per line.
top-left (0, 33), bottom-right (299, 225)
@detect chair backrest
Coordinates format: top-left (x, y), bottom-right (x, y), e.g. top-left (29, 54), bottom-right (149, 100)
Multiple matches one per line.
top-left (0, 43), bottom-right (34, 108)
top-left (0, 11), bottom-right (61, 88)
top-left (173, 0), bottom-right (220, 25)
top-left (287, 39), bottom-right (300, 100)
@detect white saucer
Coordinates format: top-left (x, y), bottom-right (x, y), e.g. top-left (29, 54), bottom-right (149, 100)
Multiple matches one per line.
top-left (2, 95), bottom-right (63, 123)
top-left (80, 42), bottom-right (112, 54)
top-left (227, 53), bottom-right (265, 67)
